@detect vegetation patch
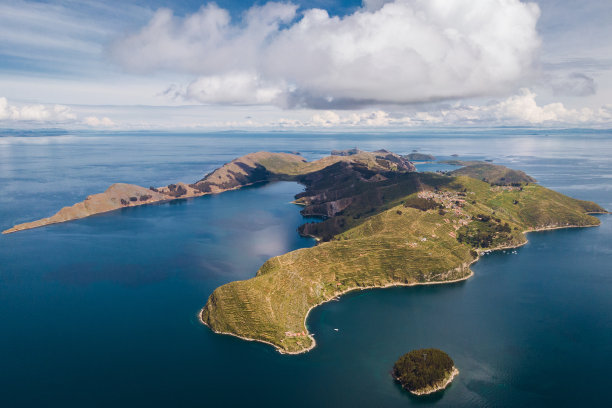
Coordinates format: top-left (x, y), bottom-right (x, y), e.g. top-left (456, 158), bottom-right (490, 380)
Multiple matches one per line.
top-left (457, 216), bottom-right (512, 248)
top-left (403, 195), bottom-right (441, 211)
top-left (167, 184), bottom-right (187, 197)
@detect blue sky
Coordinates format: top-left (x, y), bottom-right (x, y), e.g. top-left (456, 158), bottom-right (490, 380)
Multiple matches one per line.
top-left (1, 0), bottom-right (611, 129)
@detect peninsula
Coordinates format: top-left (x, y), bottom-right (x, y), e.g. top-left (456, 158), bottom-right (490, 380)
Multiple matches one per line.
top-left (4, 149), bottom-right (607, 356)
top-left (199, 152), bottom-right (605, 353)
top-left (3, 150), bottom-right (413, 234)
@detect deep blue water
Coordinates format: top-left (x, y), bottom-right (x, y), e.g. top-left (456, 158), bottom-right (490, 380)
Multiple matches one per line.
top-left (0, 129), bottom-right (611, 407)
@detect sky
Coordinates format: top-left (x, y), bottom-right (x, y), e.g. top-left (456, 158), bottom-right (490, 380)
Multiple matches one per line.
top-left (0, 0), bottom-right (611, 130)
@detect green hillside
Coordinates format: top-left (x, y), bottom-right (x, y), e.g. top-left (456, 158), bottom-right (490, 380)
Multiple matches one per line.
top-left (449, 162), bottom-right (535, 185)
top-left (201, 159), bottom-right (605, 354)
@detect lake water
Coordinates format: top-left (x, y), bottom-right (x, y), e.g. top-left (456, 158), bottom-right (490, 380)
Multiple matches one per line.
top-left (1, 129), bottom-right (611, 407)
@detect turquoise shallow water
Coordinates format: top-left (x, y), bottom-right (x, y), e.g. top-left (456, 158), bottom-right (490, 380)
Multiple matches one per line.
top-left (0, 129), bottom-right (611, 407)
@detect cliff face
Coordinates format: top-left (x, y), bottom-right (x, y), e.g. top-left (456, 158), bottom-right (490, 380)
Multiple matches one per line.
top-left (191, 152), bottom-right (307, 193)
top-left (371, 149), bottom-right (416, 172)
top-left (294, 150), bottom-right (415, 219)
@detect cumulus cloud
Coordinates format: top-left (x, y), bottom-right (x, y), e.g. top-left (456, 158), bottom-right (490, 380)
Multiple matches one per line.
top-left (411, 89), bottom-right (612, 125)
top-left (112, 2), bottom-right (298, 74)
top-left (82, 116), bottom-right (115, 127)
top-left (291, 89), bottom-right (612, 127)
top-left (0, 97), bottom-right (119, 127)
top-left (0, 97), bottom-right (76, 122)
top-left (310, 110), bottom-right (411, 127)
top-left (112, 0), bottom-right (541, 108)
top-left (170, 72), bottom-right (285, 105)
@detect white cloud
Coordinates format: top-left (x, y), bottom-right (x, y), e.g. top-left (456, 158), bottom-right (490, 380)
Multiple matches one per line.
top-left (3, 90), bottom-right (607, 131)
top-left (175, 72), bottom-right (285, 105)
top-left (112, 2), bottom-right (298, 74)
top-left (295, 89), bottom-right (612, 127)
top-left (112, 0), bottom-right (541, 108)
top-left (0, 97), bottom-right (76, 122)
top-left (0, 97), bottom-right (120, 127)
top-left (413, 89), bottom-right (612, 125)
top-left (310, 110), bottom-right (411, 127)
top-left (82, 116), bottom-right (115, 127)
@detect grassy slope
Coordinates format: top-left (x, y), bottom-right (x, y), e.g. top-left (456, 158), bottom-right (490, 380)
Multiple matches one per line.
top-left (296, 172), bottom-right (451, 241)
top-left (450, 162), bottom-right (536, 185)
top-left (201, 174), bottom-right (604, 353)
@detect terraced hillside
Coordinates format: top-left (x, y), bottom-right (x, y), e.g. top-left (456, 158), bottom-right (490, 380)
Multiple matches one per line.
top-left (201, 161), bottom-right (606, 354)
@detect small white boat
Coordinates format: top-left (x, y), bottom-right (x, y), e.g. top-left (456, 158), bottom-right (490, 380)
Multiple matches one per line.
top-left (333, 328), bottom-right (339, 332)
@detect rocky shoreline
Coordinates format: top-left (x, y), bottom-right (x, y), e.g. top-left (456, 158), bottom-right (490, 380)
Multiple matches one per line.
top-left (395, 367), bottom-right (459, 396)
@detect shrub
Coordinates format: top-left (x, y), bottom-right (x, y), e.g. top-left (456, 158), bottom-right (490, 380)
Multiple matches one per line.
top-left (403, 196), bottom-right (439, 211)
top-left (457, 219), bottom-right (499, 248)
top-left (167, 184), bottom-right (188, 197)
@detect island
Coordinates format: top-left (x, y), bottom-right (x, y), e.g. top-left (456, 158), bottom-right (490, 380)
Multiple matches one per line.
top-left (393, 349), bottom-right (458, 395)
top-left (439, 160), bottom-right (537, 185)
top-left (3, 149), bottom-right (607, 356)
top-left (404, 152), bottom-right (436, 161)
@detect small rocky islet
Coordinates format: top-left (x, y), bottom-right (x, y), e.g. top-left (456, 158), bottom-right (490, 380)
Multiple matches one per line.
top-left (393, 348), bottom-right (458, 395)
